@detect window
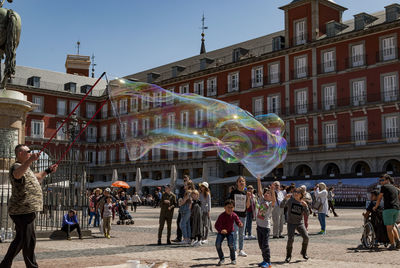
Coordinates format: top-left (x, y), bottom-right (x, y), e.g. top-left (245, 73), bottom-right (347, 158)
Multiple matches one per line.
top-left (382, 36), bottom-right (396, 61)
top-left (179, 84), bottom-right (189, 94)
top-left (98, 150), bottom-right (106, 165)
top-left (296, 90), bottom-right (307, 114)
top-left (64, 82), bottom-right (77, 93)
top-left (168, 113), bottom-right (175, 129)
top-left (120, 147), bottom-right (126, 163)
top-left (110, 149), bottom-right (116, 163)
top-left (111, 124), bottom-right (117, 141)
top-left (382, 74), bottom-right (398, 102)
top-left (296, 126), bottom-right (308, 150)
top-left (181, 111), bottom-right (189, 129)
top-left (194, 81), bottom-right (204, 96)
top-left (80, 85), bottom-right (92, 94)
top-left (32, 96), bottom-right (43, 113)
top-left (57, 99), bottom-right (67, 116)
top-left (27, 76), bottom-right (40, 87)
top-left (352, 80), bottom-right (366, 105)
top-left (323, 50), bottom-right (335, 73)
top-left (295, 56), bottom-right (307, 78)
top-left (86, 103), bottom-right (96, 118)
top-left (207, 77), bottom-right (217, 96)
top-left (252, 66), bottom-right (263, 87)
top-left (195, 109), bottom-right (204, 128)
top-left (142, 118), bottom-right (150, 135)
top-left (295, 20), bottom-right (306, 45)
top-left (166, 87), bottom-right (175, 105)
top-left (141, 93), bottom-right (150, 109)
top-left (385, 116), bottom-right (399, 143)
top-left (353, 119), bottom-right (367, 146)
top-left (131, 120), bottom-right (138, 137)
top-left (56, 122), bottom-right (66, 140)
top-left (101, 125), bottom-right (107, 142)
top-left (119, 99), bottom-right (128, 114)
top-left (120, 121), bottom-right (128, 139)
top-left (153, 92), bottom-right (163, 108)
top-left (267, 95), bottom-right (280, 114)
top-left (351, 44), bottom-right (364, 67)
top-left (228, 72), bottom-right (239, 92)
top-left (152, 148), bottom-right (160, 161)
top-left (269, 63), bottom-right (280, 84)
top-left (31, 120), bottom-right (44, 138)
top-left (155, 115), bottom-right (162, 129)
top-left (102, 104), bottom-right (108, 118)
top-left (323, 85), bottom-right (336, 110)
top-left (130, 97), bottom-right (138, 111)
top-left (86, 126), bottom-right (97, 142)
top-left (324, 123), bottom-right (337, 148)
top-left (253, 97), bottom-right (263, 116)
top-left (70, 101), bottom-right (80, 116)
top-left (85, 151), bottom-right (96, 166)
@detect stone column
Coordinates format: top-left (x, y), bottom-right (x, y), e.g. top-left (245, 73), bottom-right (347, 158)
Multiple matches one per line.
top-left (0, 90), bottom-right (33, 229)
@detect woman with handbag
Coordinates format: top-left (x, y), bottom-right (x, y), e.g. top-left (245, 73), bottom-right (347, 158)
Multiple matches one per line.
top-left (314, 183), bottom-right (328, 235)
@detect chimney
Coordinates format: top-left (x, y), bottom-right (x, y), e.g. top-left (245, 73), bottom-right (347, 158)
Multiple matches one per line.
top-left (385, 4), bottom-right (400, 22)
top-left (65, 55), bottom-right (91, 77)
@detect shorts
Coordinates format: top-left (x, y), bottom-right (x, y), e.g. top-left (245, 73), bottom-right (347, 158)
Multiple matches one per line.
top-left (382, 209), bottom-right (400, 226)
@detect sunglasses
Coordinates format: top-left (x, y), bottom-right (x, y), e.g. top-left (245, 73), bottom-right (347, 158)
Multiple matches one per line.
top-left (379, 179), bottom-right (385, 182)
top-left (26, 150), bottom-right (32, 153)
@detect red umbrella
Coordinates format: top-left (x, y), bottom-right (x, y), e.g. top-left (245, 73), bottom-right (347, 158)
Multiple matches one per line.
top-left (111, 181), bottom-right (130, 188)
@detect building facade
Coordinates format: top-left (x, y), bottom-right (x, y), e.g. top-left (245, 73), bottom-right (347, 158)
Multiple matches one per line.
top-left (7, 0), bottom-right (400, 187)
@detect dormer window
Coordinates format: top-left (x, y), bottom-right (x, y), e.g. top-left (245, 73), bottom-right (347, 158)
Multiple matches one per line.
top-left (80, 84), bottom-right (92, 94)
top-left (147, 72), bottom-right (160, 83)
top-left (27, 76), bottom-right (40, 87)
top-left (272, 36), bottom-right (285, 51)
top-left (200, 57), bottom-right (214, 70)
top-left (294, 19), bottom-right (306, 45)
top-left (64, 82), bottom-right (77, 93)
top-left (171, 66), bottom-right (185, 78)
top-left (232, 48), bottom-right (249, 62)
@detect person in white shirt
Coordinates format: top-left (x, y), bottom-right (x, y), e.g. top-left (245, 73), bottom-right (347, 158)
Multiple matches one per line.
top-left (314, 182), bottom-right (329, 234)
top-left (272, 181), bottom-right (286, 238)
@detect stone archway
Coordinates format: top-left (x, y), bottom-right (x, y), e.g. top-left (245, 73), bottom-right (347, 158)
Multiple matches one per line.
top-left (294, 164), bottom-right (312, 177)
top-left (351, 161), bottom-right (371, 175)
top-left (383, 159), bottom-right (400, 175)
top-left (322, 162), bottom-right (340, 176)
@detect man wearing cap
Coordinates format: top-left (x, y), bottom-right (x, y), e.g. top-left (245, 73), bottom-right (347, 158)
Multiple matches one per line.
top-left (158, 184), bottom-right (177, 245)
top-left (1, 144), bottom-right (58, 268)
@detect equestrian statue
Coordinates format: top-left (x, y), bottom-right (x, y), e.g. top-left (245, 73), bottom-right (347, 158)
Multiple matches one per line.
top-left (0, 0), bottom-right (21, 90)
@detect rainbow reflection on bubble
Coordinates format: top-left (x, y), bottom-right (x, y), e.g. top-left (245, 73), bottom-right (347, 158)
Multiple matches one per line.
top-left (108, 79), bottom-right (287, 178)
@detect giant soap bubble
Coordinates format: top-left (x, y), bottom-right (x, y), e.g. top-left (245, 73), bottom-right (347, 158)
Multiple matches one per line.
top-left (108, 79), bottom-right (287, 178)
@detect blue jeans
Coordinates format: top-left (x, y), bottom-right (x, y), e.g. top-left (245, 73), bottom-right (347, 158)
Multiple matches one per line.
top-left (88, 211), bottom-right (96, 226)
top-left (245, 211), bottom-right (253, 236)
top-left (256, 226), bottom-right (271, 262)
top-left (215, 233), bottom-right (235, 261)
top-left (318, 213), bottom-right (326, 231)
top-left (94, 209), bottom-right (100, 227)
top-left (180, 211), bottom-right (191, 239)
top-left (233, 216), bottom-right (246, 251)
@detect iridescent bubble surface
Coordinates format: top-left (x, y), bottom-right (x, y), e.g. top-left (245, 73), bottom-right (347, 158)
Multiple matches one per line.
top-left (108, 79), bottom-right (287, 178)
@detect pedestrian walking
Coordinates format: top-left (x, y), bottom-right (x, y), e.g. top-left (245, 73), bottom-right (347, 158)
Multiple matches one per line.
top-left (272, 181), bottom-right (285, 239)
top-left (229, 176), bottom-right (250, 257)
top-left (215, 199), bottom-right (243, 266)
top-left (255, 177), bottom-right (276, 268)
top-left (280, 187), bottom-right (310, 263)
top-left (101, 196), bottom-right (113, 239)
top-left (328, 187), bottom-right (338, 217)
top-left (190, 190), bottom-right (203, 246)
top-left (157, 184), bottom-right (177, 245)
top-left (199, 182), bottom-right (211, 244)
top-left (1, 144), bottom-right (58, 268)
top-left (373, 174), bottom-right (400, 250)
top-left (131, 192), bottom-right (141, 212)
top-left (314, 182), bottom-right (329, 234)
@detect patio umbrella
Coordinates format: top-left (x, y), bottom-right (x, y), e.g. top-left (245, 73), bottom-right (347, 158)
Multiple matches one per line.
top-left (170, 165), bottom-right (177, 193)
top-left (135, 167), bottom-right (142, 195)
top-left (111, 180), bottom-right (130, 188)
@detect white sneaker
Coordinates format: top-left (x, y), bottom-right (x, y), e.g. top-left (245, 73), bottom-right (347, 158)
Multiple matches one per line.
top-left (250, 235), bottom-right (256, 240)
top-left (201, 240), bottom-right (208, 244)
top-left (238, 250), bottom-right (247, 257)
top-left (244, 235), bottom-right (249, 240)
top-left (192, 241), bottom-right (201, 247)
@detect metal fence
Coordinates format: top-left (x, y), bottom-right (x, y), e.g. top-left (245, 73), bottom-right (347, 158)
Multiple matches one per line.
top-left (0, 146), bottom-right (90, 232)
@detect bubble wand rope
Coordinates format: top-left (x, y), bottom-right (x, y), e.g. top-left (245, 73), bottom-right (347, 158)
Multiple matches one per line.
top-left (56, 94), bottom-right (110, 166)
top-left (39, 72), bottom-right (106, 155)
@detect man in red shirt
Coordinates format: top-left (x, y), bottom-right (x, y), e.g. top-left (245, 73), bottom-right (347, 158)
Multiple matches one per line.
top-left (215, 199), bottom-right (243, 266)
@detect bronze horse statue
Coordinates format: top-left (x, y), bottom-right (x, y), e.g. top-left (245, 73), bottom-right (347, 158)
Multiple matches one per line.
top-left (0, 0), bottom-right (21, 89)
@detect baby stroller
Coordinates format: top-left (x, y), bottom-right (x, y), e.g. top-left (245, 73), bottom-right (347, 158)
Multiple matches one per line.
top-left (116, 201), bottom-right (134, 225)
top-left (361, 207), bottom-right (399, 248)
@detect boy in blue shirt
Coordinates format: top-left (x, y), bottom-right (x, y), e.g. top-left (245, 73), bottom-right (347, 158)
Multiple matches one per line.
top-left (62, 209), bottom-right (82, 240)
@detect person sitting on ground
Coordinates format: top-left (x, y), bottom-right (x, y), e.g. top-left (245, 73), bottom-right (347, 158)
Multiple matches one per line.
top-left (61, 209), bottom-right (82, 240)
top-left (215, 199), bottom-right (243, 266)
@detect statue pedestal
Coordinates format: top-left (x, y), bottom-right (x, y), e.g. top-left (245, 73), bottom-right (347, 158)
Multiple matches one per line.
top-left (0, 89), bottom-right (33, 229)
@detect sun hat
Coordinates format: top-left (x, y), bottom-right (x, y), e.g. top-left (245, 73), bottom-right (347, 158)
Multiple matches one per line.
top-left (199, 182), bottom-right (209, 188)
top-left (94, 188), bottom-right (102, 194)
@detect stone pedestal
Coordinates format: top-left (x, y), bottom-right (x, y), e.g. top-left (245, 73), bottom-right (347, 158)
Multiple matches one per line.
top-left (0, 89), bottom-right (33, 229)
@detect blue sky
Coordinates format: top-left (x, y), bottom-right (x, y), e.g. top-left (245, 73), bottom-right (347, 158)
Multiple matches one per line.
top-left (7, 0), bottom-right (397, 78)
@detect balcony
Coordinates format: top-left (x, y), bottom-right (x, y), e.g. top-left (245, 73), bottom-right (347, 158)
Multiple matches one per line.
top-left (292, 34), bottom-right (308, 46)
top-left (346, 54), bottom-right (367, 69)
top-left (291, 67), bottom-right (308, 80)
top-left (227, 82), bottom-right (240, 93)
top-left (383, 88), bottom-right (399, 102)
top-left (318, 60), bottom-right (337, 74)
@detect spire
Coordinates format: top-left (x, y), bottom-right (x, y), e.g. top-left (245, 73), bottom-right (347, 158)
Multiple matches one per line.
top-left (76, 41), bottom-right (81, 55)
top-left (200, 13), bottom-right (208, 54)
top-left (91, 53), bottom-right (96, 78)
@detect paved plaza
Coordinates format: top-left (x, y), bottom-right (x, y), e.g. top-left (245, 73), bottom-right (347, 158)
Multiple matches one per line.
top-left (1, 207), bottom-right (399, 268)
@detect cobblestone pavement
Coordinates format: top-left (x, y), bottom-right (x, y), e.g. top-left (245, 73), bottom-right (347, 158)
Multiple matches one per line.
top-left (1, 207), bottom-right (399, 267)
